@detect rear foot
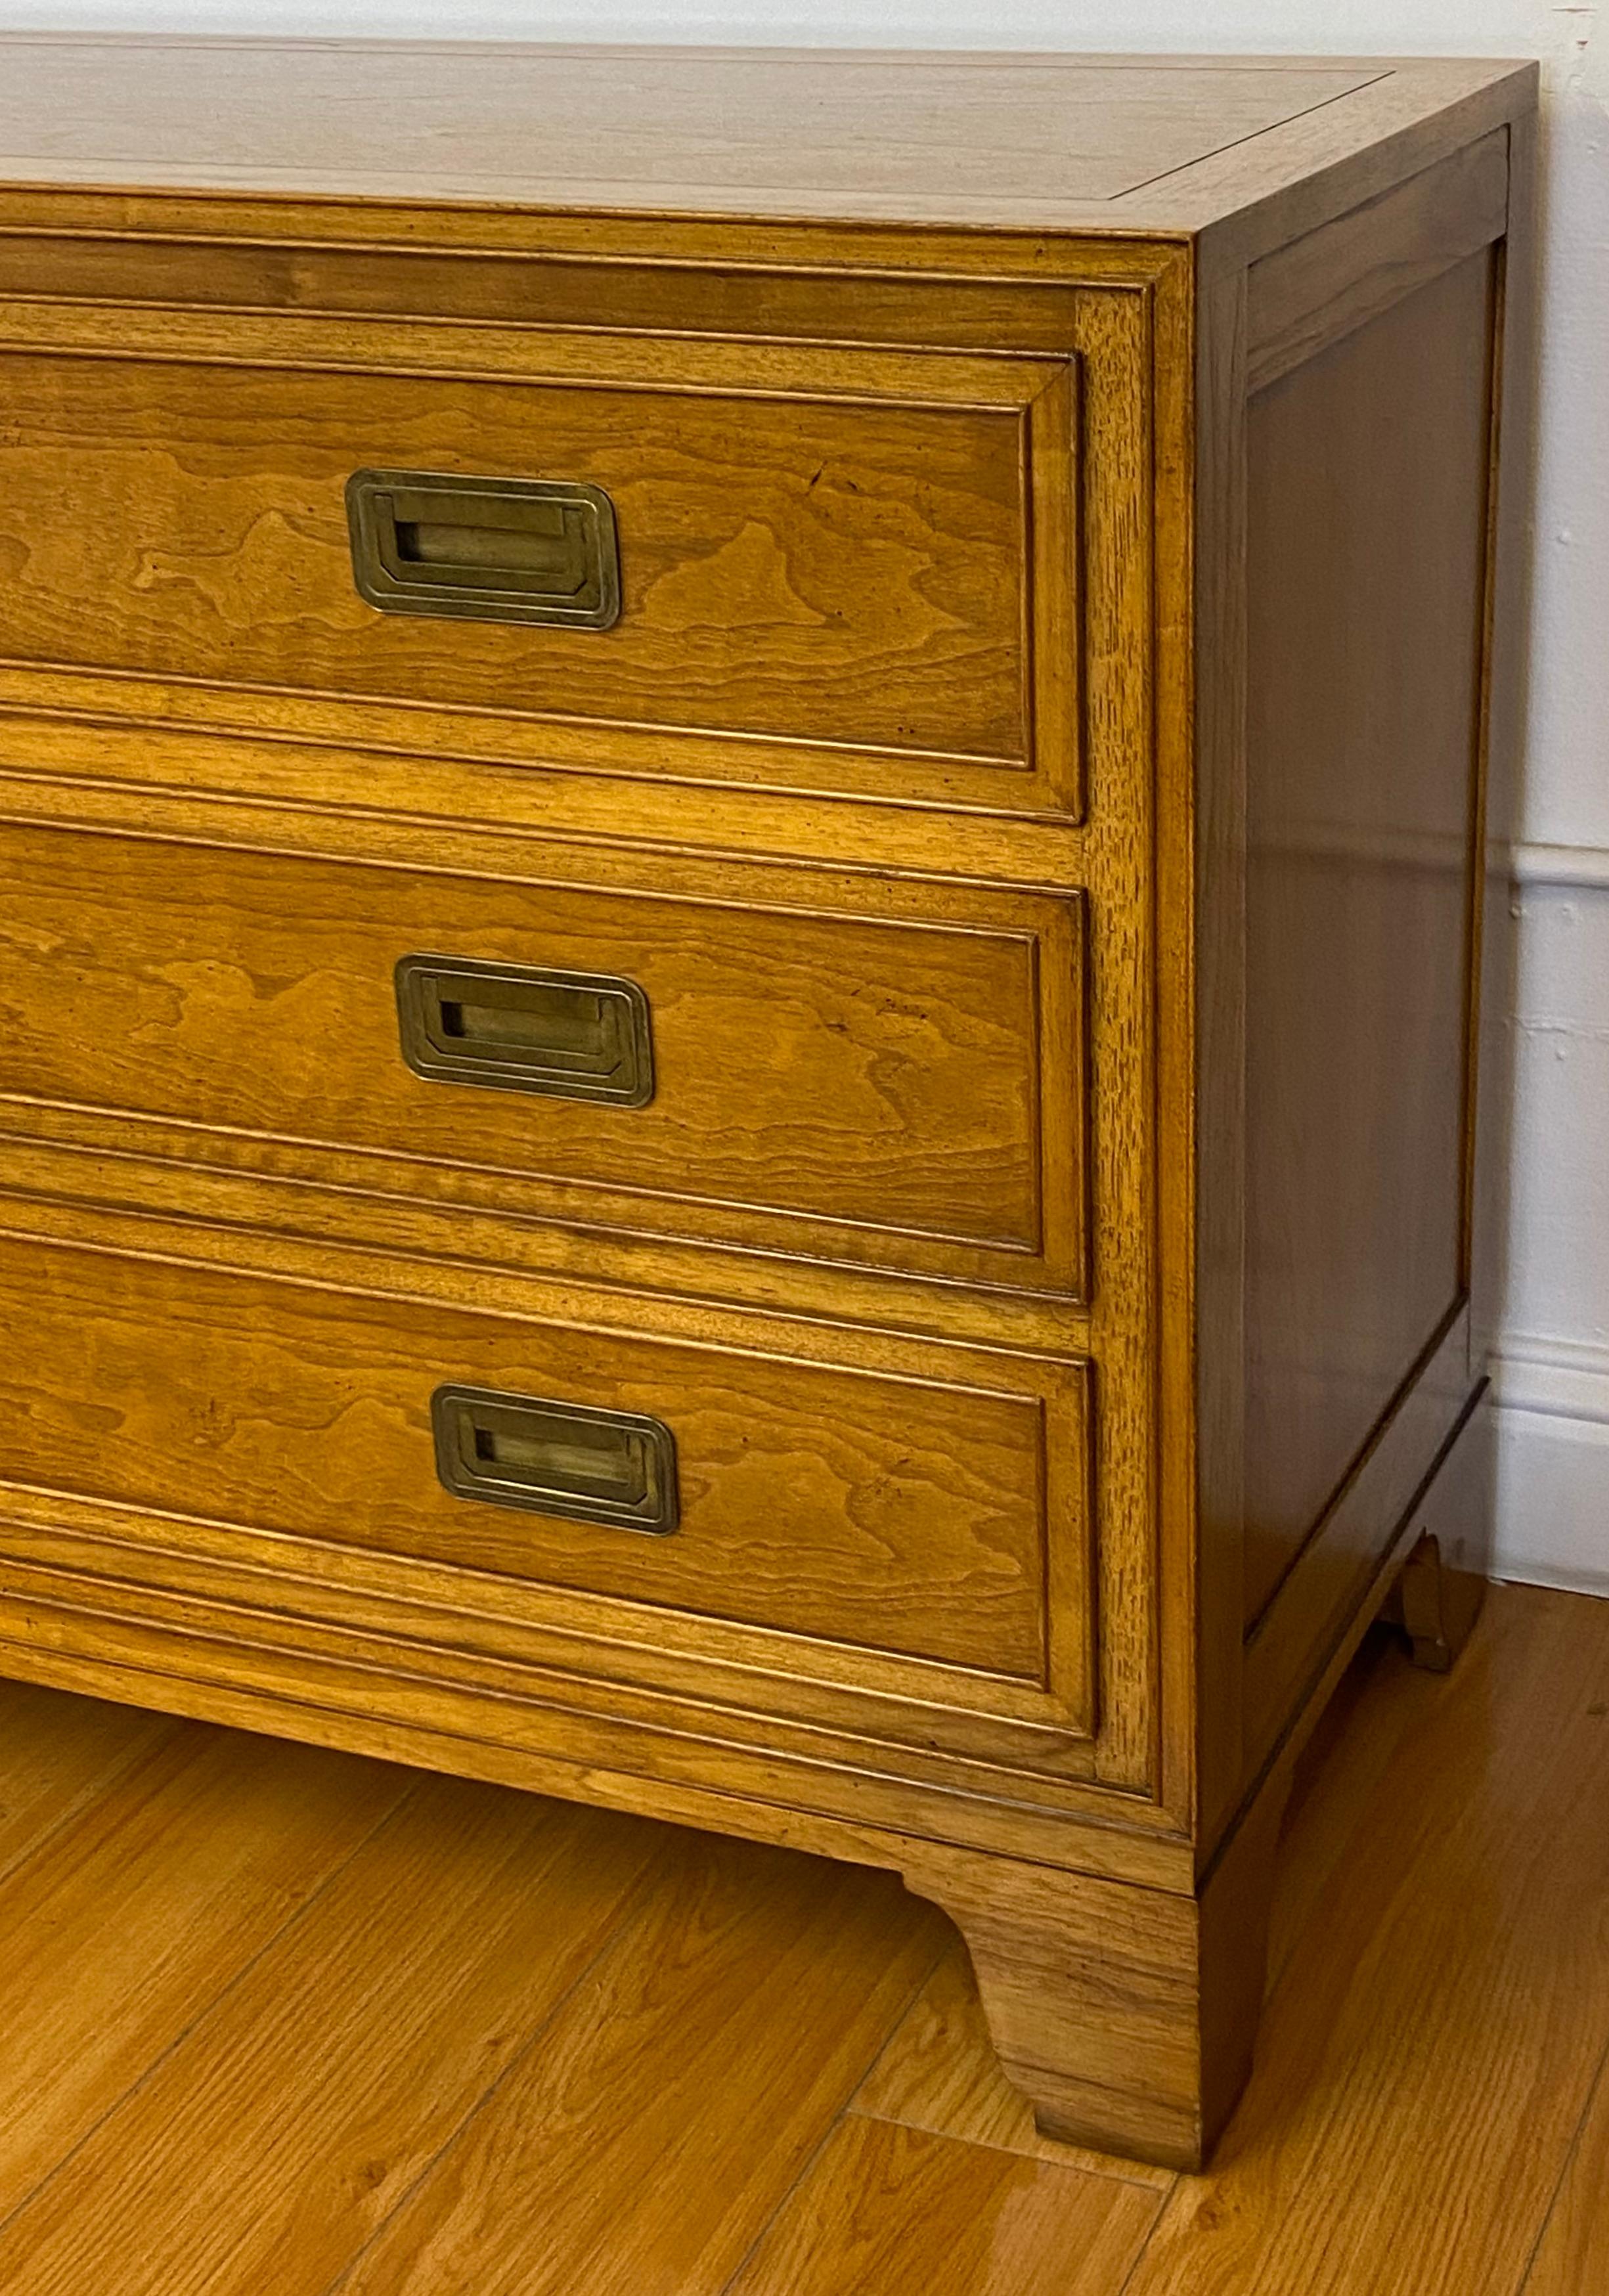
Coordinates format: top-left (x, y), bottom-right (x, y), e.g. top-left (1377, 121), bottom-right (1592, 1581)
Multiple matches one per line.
top-left (1386, 1531), bottom-right (1487, 1673)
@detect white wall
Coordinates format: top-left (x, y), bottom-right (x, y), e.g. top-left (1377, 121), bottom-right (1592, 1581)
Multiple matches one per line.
top-left (1491, 868), bottom-right (1609, 1593)
top-left (4, 0), bottom-right (1606, 1593)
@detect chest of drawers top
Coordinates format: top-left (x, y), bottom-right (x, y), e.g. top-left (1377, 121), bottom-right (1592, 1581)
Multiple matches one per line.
top-left (0, 36), bottom-right (1528, 240)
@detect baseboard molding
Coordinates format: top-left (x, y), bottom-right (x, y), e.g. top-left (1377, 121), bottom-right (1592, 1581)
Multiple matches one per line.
top-left (1490, 1336), bottom-right (1609, 1598)
top-left (1505, 840), bottom-right (1609, 891)
top-left (1487, 849), bottom-right (1609, 1598)
top-left (1493, 1334), bottom-right (1609, 1422)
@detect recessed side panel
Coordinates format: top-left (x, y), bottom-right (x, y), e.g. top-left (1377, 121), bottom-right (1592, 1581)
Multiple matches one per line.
top-left (1241, 250), bottom-right (1497, 1637)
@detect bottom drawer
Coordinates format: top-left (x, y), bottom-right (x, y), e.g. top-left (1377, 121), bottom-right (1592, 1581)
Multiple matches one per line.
top-left (0, 1233), bottom-right (1091, 1715)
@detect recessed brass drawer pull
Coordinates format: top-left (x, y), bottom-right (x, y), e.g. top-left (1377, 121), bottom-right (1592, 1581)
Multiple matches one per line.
top-left (395, 955), bottom-right (654, 1107)
top-left (345, 469), bottom-right (621, 629)
top-left (432, 1384), bottom-right (680, 1534)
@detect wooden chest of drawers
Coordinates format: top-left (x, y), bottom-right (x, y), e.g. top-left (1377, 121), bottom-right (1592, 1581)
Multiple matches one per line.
top-left (0, 37), bottom-right (1535, 2167)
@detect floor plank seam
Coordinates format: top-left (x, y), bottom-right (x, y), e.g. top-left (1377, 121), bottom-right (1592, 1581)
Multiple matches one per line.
top-left (1511, 2023), bottom-right (1609, 2295)
top-left (712, 1928), bottom-right (956, 2296)
top-left (844, 2101), bottom-right (1179, 2196)
top-left (835, 1924), bottom-right (956, 2129)
top-left (0, 1709), bottom-right (188, 1895)
top-left (1111, 2184), bottom-right (1181, 2296)
top-left (308, 1834), bottom-right (693, 2296)
top-left (0, 1765), bottom-right (426, 2255)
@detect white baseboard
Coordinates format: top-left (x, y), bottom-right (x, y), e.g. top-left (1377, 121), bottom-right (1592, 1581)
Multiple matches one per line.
top-left (1486, 828), bottom-right (1609, 1601)
top-left (1505, 841), bottom-right (1609, 891)
top-left (1490, 1338), bottom-right (1609, 1597)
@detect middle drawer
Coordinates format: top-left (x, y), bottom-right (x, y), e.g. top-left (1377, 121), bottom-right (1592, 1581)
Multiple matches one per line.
top-left (0, 818), bottom-right (1088, 1295)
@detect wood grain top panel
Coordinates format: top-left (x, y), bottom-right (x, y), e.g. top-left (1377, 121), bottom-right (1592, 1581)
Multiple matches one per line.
top-left (0, 39), bottom-right (1533, 242)
top-left (0, 41), bottom-right (1382, 208)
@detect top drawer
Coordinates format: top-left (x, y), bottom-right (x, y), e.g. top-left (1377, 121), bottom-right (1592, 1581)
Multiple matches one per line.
top-left (0, 326), bottom-right (1079, 812)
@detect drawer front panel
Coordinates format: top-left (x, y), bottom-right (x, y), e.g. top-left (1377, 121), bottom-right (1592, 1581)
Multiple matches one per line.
top-left (0, 1234), bottom-right (1087, 1697)
top-left (0, 820), bottom-right (1087, 1293)
top-left (0, 341), bottom-right (1072, 799)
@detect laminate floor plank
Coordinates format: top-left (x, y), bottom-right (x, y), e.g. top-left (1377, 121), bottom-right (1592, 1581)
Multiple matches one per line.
top-left (0, 1721), bottom-right (410, 2219)
top-left (723, 2114), bottom-right (1163, 2296)
top-left (1116, 1587), bottom-right (1609, 2296)
top-left (850, 1630), bottom-right (1443, 2191)
top-left (327, 1834), bottom-right (949, 2296)
top-left (0, 1583), bottom-right (1598, 2296)
top-left (1518, 2028), bottom-right (1609, 2293)
top-left (851, 1943), bottom-right (1174, 2189)
top-left (0, 1777), bottom-right (669, 2296)
top-left (0, 1678), bottom-right (180, 1888)
top-left (1264, 1622), bottom-right (1445, 1989)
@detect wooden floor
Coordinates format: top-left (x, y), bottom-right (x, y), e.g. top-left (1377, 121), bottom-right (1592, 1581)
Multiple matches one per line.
top-left (0, 1582), bottom-right (1602, 2292)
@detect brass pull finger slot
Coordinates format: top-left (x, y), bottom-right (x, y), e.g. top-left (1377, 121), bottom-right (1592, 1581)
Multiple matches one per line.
top-left (345, 469), bottom-right (621, 629)
top-left (432, 1385), bottom-right (680, 1534)
top-left (395, 956), bottom-right (654, 1107)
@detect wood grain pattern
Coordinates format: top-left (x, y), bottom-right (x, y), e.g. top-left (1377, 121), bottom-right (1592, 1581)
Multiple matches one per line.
top-left (1521, 2043), bottom-right (1609, 2296)
top-left (0, 1585), bottom-right (1595, 2291)
top-left (852, 1941), bottom-right (1174, 2188)
top-left (0, 1725), bottom-right (409, 2213)
top-left (0, 749), bottom-right (1097, 1348)
top-left (1143, 215), bottom-right (1199, 1844)
top-left (1120, 1590), bottom-right (1609, 2296)
top-left (1189, 250), bottom-right (1252, 1851)
top-left (0, 42), bottom-right (1537, 257)
top-left (1262, 1623), bottom-right (1442, 1993)
top-left (0, 1228), bottom-right (1088, 1696)
top-left (725, 2115), bottom-right (1162, 2296)
top-left (326, 1838), bottom-right (946, 2296)
top-left (0, 816), bottom-right (1087, 1293)
top-left (0, 1675), bottom-right (179, 1882)
top-left (900, 1781), bottom-right (1286, 2172)
top-left (0, 227), bottom-right (1130, 345)
top-left (1182, 61), bottom-right (1533, 268)
top-left (0, 1526), bottom-right (1185, 1880)
top-left (0, 697), bottom-right (1091, 893)
top-left (0, 296), bottom-right (1084, 817)
top-left (0, 1777), bottom-right (669, 2296)
top-left (0, 215), bottom-right (1168, 1821)
top-left (0, 41), bottom-right (1541, 2175)
top-left (0, 1187), bottom-right (1128, 1805)
top-left (1246, 128), bottom-right (1509, 391)
top-left (0, 338), bottom-right (1044, 774)
top-left (1241, 250), bottom-right (1495, 1630)
top-left (0, 39), bottom-right (1394, 219)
